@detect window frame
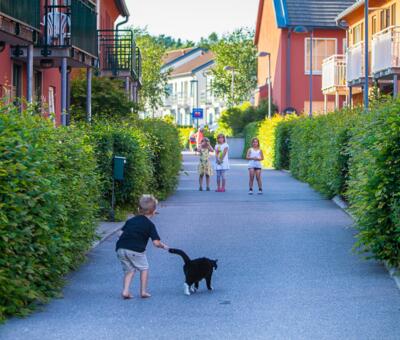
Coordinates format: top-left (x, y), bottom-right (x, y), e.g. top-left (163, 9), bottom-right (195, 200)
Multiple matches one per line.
top-left (304, 37), bottom-right (338, 75)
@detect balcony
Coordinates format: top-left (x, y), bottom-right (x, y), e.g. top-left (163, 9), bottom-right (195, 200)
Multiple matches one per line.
top-left (42, 0), bottom-right (97, 57)
top-left (98, 29), bottom-right (142, 82)
top-left (372, 26), bottom-right (400, 78)
top-left (0, 0), bottom-right (40, 43)
top-left (322, 55), bottom-right (347, 95)
top-left (346, 42), bottom-right (367, 85)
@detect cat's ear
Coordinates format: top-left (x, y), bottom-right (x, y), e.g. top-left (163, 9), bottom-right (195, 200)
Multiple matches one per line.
top-left (215, 259), bottom-right (218, 263)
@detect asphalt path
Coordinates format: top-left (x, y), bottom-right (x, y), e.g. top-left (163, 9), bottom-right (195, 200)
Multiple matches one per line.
top-left (1, 153), bottom-right (400, 340)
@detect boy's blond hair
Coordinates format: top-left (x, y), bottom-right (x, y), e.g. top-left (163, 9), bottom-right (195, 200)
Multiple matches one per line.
top-left (138, 195), bottom-right (158, 215)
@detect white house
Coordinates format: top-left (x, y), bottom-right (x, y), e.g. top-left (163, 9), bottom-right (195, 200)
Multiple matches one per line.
top-left (156, 48), bottom-right (226, 127)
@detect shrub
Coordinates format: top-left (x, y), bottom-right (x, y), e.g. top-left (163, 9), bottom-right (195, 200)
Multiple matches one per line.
top-left (71, 74), bottom-right (138, 122)
top-left (287, 110), bottom-right (359, 198)
top-left (0, 106), bottom-right (100, 321)
top-left (242, 121), bottom-right (260, 158)
top-left (140, 119), bottom-right (182, 199)
top-left (218, 100), bottom-right (277, 137)
top-left (178, 127), bottom-right (193, 149)
top-left (88, 122), bottom-right (154, 217)
top-left (274, 118), bottom-right (297, 170)
top-left (347, 101), bottom-right (400, 268)
top-left (257, 115), bottom-right (287, 168)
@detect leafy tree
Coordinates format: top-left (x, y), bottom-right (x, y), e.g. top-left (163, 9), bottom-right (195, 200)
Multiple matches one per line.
top-left (70, 74), bottom-right (137, 122)
top-left (134, 28), bottom-right (170, 112)
top-left (198, 32), bottom-right (220, 49)
top-left (211, 28), bottom-right (257, 106)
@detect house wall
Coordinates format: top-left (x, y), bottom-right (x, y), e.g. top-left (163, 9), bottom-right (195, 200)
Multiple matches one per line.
top-left (256, 0), bottom-right (346, 113)
top-left (100, 0), bottom-right (122, 29)
top-left (289, 29), bottom-right (346, 114)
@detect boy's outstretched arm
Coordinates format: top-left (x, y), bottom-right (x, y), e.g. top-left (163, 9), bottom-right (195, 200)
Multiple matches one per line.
top-left (153, 240), bottom-right (169, 250)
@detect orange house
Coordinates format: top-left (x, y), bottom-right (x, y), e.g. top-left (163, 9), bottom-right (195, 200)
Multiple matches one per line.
top-left (336, 0), bottom-right (400, 104)
top-left (255, 0), bottom-right (355, 114)
top-left (0, 0), bottom-right (138, 125)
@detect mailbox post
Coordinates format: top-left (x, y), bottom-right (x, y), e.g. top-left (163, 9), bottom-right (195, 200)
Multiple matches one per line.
top-left (110, 156), bottom-right (127, 221)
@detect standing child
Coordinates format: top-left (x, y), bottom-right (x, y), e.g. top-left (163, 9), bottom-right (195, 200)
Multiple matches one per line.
top-left (246, 137), bottom-right (264, 195)
top-left (215, 133), bottom-right (229, 192)
top-left (116, 195), bottom-right (169, 299)
top-left (198, 137), bottom-right (214, 191)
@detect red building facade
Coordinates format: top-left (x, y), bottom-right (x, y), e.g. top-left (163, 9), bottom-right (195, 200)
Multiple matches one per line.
top-left (255, 0), bottom-right (355, 114)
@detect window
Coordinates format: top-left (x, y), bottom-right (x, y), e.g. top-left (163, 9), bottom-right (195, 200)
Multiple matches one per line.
top-left (381, 8), bottom-right (391, 30)
top-left (33, 70), bottom-right (42, 103)
top-left (391, 3), bottom-right (396, 26)
top-left (372, 15), bottom-right (377, 35)
top-left (305, 38), bottom-right (336, 74)
top-left (12, 64), bottom-right (22, 109)
top-left (352, 23), bottom-right (364, 45)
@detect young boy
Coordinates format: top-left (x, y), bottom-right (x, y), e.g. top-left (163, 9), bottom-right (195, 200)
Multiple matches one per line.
top-left (116, 195), bottom-right (168, 299)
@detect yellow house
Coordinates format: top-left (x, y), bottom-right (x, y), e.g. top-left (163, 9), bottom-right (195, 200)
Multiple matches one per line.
top-left (336, 0), bottom-right (400, 105)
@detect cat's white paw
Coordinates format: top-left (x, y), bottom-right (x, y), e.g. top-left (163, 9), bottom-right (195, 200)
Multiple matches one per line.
top-left (190, 286), bottom-right (197, 293)
top-left (184, 283), bottom-right (191, 296)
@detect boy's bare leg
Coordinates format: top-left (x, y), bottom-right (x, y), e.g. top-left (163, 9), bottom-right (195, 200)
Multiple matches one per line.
top-left (122, 271), bottom-right (135, 298)
top-left (140, 270), bottom-right (151, 298)
top-left (199, 175), bottom-right (204, 189)
top-left (206, 175), bottom-right (210, 189)
top-left (216, 174), bottom-right (221, 190)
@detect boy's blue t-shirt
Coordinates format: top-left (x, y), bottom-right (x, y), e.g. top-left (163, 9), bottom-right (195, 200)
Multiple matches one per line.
top-left (116, 215), bottom-right (160, 253)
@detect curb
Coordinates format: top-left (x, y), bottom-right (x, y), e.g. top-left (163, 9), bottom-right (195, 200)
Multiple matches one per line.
top-left (331, 195), bottom-right (400, 291)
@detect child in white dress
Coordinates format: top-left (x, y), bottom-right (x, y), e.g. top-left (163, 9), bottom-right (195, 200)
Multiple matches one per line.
top-left (246, 137), bottom-right (264, 195)
top-left (215, 134), bottom-right (229, 192)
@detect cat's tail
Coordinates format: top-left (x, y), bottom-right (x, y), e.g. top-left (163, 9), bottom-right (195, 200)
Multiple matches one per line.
top-left (169, 248), bottom-right (191, 264)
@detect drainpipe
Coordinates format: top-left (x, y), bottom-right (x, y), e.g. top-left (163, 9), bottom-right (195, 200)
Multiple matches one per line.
top-left (115, 15), bottom-right (130, 76)
top-left (27, 44), bottom-right (34, 103)
top-left (286, 29), bottom-right (292, 108)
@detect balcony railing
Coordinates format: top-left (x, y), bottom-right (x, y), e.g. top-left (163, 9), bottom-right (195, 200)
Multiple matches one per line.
top-left (346, 41), bottom-right (365, 83)
top-left (322, 55), bottom-right (347, 92)
top-left (372, 26), bottom-right (400, 74)
top-left (98, 29), bottom-right (141, 81)
top-left (43, 0), bottom-right (97, 56)
top-left (0, 0), bottom-right (40, 30)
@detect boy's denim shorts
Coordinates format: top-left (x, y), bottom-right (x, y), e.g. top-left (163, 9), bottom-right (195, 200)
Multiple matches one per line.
top-left (117, 248), bottom-right (149, 273)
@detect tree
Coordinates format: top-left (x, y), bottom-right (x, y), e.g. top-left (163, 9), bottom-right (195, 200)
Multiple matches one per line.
top-left (134, 28), bottom-right (170, 112)
top-left (198, 32), bottom-right (219, 49)
top-left (70, 74), bottom-right (137, 122)
top-left (211, 28), bottom-right (257, 106)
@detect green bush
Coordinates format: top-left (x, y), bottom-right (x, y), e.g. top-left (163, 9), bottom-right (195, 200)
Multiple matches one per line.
top-left (89, 122), bottom-right (154, 217)
top-left (274, 119), bottom-right (297, 170)
top-left (347, 101), bottom-right (400, 267)
top-left (0, 106), bottom-right (100, 321)
top-left (287, 110), bottom-right (359, 198)
top-left (218, 100), bottom-right (277, 137)
top-left (140, 119), bottom-right (182, 199)
top-left (178, 127), bottom-right (193, 149)
top-left (242, 121), bottom-right (260, 158)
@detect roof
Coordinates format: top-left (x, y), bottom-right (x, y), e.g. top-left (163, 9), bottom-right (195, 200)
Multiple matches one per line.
top-left (255, 0), bottom-right (356, 43)
top-left (162, 47), bottom-right (200, 67)
top-left (114, 0), bottom-right (130, 17)
top-left (169, 51), bottom-right (215, 77)
top-left (336, 0), bottom-right (364, 22)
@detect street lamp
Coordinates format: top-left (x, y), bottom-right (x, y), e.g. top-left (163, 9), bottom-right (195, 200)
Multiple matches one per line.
top-left (224, 65), bottom-right (235, 105)
top-left (293, 25), bottom-right (313, 118)
top-left (257, 51), bottom-right (272, 119)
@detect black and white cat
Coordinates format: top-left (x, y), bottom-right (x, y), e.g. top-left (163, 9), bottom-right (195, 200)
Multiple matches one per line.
top-left (169, 248), bottom-right (218, 296)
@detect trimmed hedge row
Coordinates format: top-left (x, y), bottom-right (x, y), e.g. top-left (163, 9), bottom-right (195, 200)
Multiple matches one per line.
top-left (0, 107), bottom-right (100, 320)
top-left (0, 108), bottom-right (181, 321)
top-left (272, 102), bottom-right (400, 268)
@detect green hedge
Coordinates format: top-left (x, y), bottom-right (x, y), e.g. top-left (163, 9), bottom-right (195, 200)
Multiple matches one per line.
top-left (89, 122), bottom-right (154, 217)
top-left (140, 119), bottom-right (182, 199)
top-left (273, 102), bottom-right (400, 268)
top-left (242, 121), bottom-right (260, 158)
top-left (0, 107), bottom-right (182, 321)
top-left (0, 107), bottom-right (100, 321)
top-left (347, 102), bottom-right (400, 268)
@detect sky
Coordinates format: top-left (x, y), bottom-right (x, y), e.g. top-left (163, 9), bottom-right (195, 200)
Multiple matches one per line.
top-left (124, 0), bottom-right (259, 42)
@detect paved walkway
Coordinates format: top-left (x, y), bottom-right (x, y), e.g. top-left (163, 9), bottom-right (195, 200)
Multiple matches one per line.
top-left (1, 154), bottom-right (400, 340)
